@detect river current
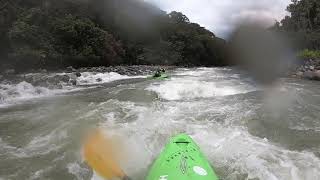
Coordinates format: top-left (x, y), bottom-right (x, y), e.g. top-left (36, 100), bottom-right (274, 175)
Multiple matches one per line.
top-left (0, 67), bottom-right (319, 180)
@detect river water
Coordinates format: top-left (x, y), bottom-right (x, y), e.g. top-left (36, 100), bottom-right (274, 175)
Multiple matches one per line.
top-left (0, 67), bottom-right (319, 180)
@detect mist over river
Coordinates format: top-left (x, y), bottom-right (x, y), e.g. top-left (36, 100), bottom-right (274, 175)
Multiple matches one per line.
top-left (0, 67), bottom-right (320, 180)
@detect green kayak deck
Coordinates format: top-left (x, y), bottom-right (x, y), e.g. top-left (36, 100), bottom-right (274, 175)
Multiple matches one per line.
top-left (146, 134), bottom-right (218, 180)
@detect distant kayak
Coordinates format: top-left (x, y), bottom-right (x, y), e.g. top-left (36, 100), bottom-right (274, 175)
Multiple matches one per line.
top-left (148, 73), bottom-right (169, 80)
top-left (146, 134), bottom-right (219, 180)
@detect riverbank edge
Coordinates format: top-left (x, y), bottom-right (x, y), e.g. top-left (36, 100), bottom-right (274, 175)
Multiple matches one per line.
top-left (0, 65), bottom-right (179, 89)
top-left (1, 59), bottom-right (320, 86)
top-left (287, 58), bottom-right (320, 81)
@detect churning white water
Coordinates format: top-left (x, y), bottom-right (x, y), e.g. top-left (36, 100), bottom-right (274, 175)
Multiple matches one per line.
top-left (0, 67), bottom-right (319, 180)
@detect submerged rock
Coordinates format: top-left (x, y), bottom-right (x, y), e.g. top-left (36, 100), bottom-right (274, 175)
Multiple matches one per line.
top-left (96, 78), bottom-right (102, 82)
top-left (75, 72), bottom-right (81, 77)
top-left (4, 69), bottom-right (15, 75)
top-left (0, 94), bottom-right (4, 102)
top-left (296, 71), bottom-right (303, 77)
top-left (303, 71), bottom-right (320, 81)
top-left (310, 66), bottom-right (315, 70)
top-left (303, 71), bottom-right (315, 79)
top-left (314, 70), bottom-right (320, 80)
top-left (53, 75), bottom-right (70, 83)
top-left (66, 66), bottom-right (76, 72)
top-left (69, 79), bottom-right (77, 86)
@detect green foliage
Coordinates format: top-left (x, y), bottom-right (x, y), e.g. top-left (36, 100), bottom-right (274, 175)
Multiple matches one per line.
top-left (271, 0), bottom-right (320, 50)
top-left (297, 49), bottom-right (320, 59)
top-left (0, 0), bottom-right (227, 71)
top-left (51, 15), bottom-right (124, 66)
top-left (8, 8), bottom-right (59, 70)
top-left (168, 11), bottom-right (190, 24)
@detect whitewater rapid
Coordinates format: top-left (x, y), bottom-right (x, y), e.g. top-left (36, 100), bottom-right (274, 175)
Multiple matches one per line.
top-left (0, 67), bottom-right (319, 180)
top-left (0, 72), bottom-right (145, 107)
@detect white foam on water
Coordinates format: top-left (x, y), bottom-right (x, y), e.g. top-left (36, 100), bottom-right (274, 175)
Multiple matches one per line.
top-left (147, 78), bottom-right (253, 100)
top-left (0, 81), bottom-right (83, 107)
top-left (28, 166), bottom-right (53, 180)
top-left (77, 72), bottom-right (145, 85)
top-left (147, 68), bottom-right (256, 100)
top-left (174, 70), bottom-right (210, 77)
top-left (0, 71), bottom-right (145, 107)
top-left (24, 130), bottom-right (67, 157)
top-left (192, 127), bottom-right (320, 180)
top-left (174, 67), bottom-right (229, 78)
top-left (0, 129), bottom-right (67, 159)
top-left (92, 97), bottom-right (320, 180)
top-left (0, 81), bottom-right (54, 103)
top-left (91, 172), bottom-right (104, 180)
top-left (67, 162), bottom-right (90, 180)
top-left (0, 137), bottom-right (28, 158)
top-left (2, 68), bottom-right (318, 180)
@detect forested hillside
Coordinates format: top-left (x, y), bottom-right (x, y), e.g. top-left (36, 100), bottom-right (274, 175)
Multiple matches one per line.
top-left (271, 0), bottom-right (320, 50)
top-left (0, 0), bottom-right (226, 72)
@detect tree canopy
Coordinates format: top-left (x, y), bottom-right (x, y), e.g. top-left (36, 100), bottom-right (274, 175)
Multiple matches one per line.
top-left (0, 0), bottom-right (227, 71)
top-left (271, 0), bottom-right (320, 50)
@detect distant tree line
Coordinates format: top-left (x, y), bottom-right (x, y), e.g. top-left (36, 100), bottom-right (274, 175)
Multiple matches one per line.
top-left (0, 0), bottom-right (227, 72)
top-left (271, 0), bottom-right (320, 50)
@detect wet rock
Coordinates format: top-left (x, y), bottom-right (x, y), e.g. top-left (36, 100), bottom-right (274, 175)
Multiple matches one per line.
top-left (314, 70), bottom-right (320, 80)
top-left (79, 67), bottom-right (87, 72)
top-left (56, 84), bottom-right (63, 89)
top-left (69, 79), bottom-right (77, 86)
top-left (25, 74), bottom-right (43, 84)
top-left (68, 73), bottom-right (77, 81)
top-left (55, 75), bottom-right (70, 83)
top-left (96, 78), bottom-right (102, 82)
top-left (303, 71), bottom-right (320, 81)
top-left (4, 69), bottom-right (15, 75)
top-left (296, 71), bottom-right (303, 77)
top-left (67, 66), bottom-right (76, 72)
top-left (117, 68), bottom-right (126, 75)
top-left (40, 69), bottom-right (47, 73)
top-left (303, 71), bottom-right (315, 79)
top-left (288, 58), bottom-right (320, 80)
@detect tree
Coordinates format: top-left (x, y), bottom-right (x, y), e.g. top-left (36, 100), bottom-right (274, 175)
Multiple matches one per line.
top-left (271, 0), bottom-right (320, 50)
top-left (168, 11), bottom-right (190, 24)
top-left (0, 0), bottom-right (227, 71)
top-left (51, 15), bottom-right (124, 66)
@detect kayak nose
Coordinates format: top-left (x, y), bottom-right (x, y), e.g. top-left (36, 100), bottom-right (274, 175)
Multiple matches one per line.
top-left (146, 133), bottom-right (219, 180)
top-left (173, 134), bottom-right (192, 143)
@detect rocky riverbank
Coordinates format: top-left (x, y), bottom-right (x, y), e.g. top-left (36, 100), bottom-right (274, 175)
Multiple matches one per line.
top-left (289, 59), bottom-right (320, 81)
top-left (0, 65), bottom-right (176, 89)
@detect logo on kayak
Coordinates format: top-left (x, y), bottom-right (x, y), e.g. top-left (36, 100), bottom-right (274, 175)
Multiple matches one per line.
top-left (180, 155), bottom-right (188, 174)
top-left (159, 175), bottom-right (168, 180)
top-left (193, 166), bottom-right (208, 176)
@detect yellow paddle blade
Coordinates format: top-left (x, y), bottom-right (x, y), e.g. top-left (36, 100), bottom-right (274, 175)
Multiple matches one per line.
top-left (83, 129), bottom-right (126, 179)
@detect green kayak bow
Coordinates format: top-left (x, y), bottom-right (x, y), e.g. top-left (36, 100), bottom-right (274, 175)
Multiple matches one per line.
top-left (146, 134), bottom-right (218, 180)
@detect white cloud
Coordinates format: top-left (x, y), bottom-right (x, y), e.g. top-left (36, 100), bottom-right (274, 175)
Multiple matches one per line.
top-left (145, 0), bottom-right (291, 37)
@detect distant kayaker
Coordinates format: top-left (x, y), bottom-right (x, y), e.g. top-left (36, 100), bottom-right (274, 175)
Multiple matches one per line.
top-left (153, 68), bottom-right (166, 78)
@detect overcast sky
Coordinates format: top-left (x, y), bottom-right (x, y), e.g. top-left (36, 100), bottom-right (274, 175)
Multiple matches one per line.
top-left (145, 0), bottom-right (291, 37)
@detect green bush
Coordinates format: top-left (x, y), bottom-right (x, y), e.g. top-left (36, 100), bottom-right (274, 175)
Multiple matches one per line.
top-left (297, 49), bottom-right (320, 59)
